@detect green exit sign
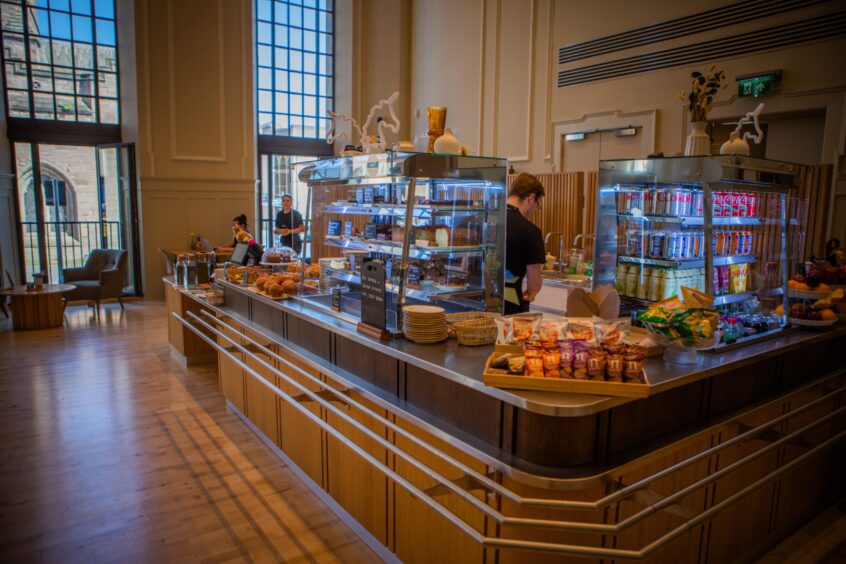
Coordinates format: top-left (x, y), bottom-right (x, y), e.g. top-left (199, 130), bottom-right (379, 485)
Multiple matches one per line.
top-left (738, 75), bottom-right (774, 98)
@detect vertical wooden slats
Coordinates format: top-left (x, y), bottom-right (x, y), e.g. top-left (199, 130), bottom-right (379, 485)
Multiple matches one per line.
top-left (791, 164), bottom-right (834, 262)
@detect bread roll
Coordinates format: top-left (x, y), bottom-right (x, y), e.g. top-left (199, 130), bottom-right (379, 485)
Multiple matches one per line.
top-left (266, 283), bottom-right (284, 297)
top-left (282, 280), bottom-right (298, 294)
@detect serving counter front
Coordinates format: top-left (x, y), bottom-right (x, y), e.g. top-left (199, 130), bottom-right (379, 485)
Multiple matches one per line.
top-left (165, 278), bottom-right (846, 563)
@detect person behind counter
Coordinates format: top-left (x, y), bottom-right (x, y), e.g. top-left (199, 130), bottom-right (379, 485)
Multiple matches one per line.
top-left (274, 195), bottom-right (305, 255)
top-left (214, 214), bottom-right (250, 252)
top-left (504, 173), bottom-right (546, 315)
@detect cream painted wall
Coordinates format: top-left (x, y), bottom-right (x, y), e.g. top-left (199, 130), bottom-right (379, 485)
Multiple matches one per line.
top-left (135, 0), bottom-right (255, 299)
top-left (409, 0), bottom-right (846, 236)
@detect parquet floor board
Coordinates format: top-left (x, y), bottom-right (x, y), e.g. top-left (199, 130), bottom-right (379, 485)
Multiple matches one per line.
top-left (0, 301), bottom-right (379, 563)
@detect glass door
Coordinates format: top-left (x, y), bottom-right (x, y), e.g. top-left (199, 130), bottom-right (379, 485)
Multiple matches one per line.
top-left (97, 143), bottom-right (141, 295)
top-left (257, 153), bottom-right (316, 255)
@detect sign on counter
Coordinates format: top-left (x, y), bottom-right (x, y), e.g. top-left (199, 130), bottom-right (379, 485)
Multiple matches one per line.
top-left (327, 220), bottom-right (342, 237)
top-left (360, 260), bottom-right (387, 330)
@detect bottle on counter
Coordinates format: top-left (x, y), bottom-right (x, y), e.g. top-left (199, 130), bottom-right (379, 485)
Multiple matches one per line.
top-left (637, 267), bottom-right (652, 300)
top-left (175, 254), bottom-right (187, 287)
top-left (185, 253), bottom-right (198, 287)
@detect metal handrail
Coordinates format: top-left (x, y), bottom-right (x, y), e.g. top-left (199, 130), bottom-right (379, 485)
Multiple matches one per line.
top-left (177, 310), bottom-right (846, 537)
top-left (174, 310), bottom-right (846, 558)
top-left (198, 308), bottom-right (845, 513)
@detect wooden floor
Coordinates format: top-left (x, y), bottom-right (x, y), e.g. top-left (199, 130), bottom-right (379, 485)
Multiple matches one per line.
top-left (0, 301), bottom-right (379, 563)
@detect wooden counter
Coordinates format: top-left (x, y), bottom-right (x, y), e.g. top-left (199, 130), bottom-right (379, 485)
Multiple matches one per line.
top-left (166, 277), bottom-right (846, 563)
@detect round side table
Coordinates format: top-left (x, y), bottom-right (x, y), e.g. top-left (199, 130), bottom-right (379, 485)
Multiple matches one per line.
top-left (0, 284), bottom-right (76, 330)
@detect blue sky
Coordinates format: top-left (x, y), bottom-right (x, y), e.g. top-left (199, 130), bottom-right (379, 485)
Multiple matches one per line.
top-left (30, 0), bottom-right (116, 46)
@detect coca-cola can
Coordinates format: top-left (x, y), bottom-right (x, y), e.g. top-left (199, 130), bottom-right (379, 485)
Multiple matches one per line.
top-left (654, 186), bottom-right (671, 215)
top-left (737, 193), bottom-right (749, 217)
top-left (669, 188), bottom-right (692, 216)
top-left (691, 192), bottom-right (704, 216)
top-left (747, 192), bottom-right (757, 217)
top-left (643, 189), bottom-right (656, 215)
top-left (713, 192), bottom-right (725, 217)
top-left (630, 190), bottom-right (644, 213)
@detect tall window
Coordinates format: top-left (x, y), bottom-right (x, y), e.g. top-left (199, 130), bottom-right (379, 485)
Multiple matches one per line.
top-left (0, 0), bottom-right (119, 124)
top-left (256, 0), bottom-right (334, 141)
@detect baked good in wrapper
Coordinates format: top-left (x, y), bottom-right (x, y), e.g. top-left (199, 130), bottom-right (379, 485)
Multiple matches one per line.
top-left (495, 317), bottom-right (513, 344)
top-left (596, 319), bottom-right (630, 347)
top-left (567, 319), bottom-right (595, 343)
top-left (539, 321), bottom-right (568, 345)
top-left (507, 356), bottom-right (525, 375)
top-left (511, 314), bottom-right (542, 341)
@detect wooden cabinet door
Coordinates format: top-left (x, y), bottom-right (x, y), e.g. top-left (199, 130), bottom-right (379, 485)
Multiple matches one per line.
top-left (705, 401), bottom-right (785, 564)
top-left (609, 435), bottom-right (714, 564)
top-left (324, 385), bottom-right (389, 545)
top-left (217, 320), bottom-right (245, 411)
top-left (496, 478), bottom-right (608, 564)
top-left (276, 344), bottom-right (325, 487)
top-left (164, 282), bottom-right (184, 354)
top-left (241, 326), bottom-right (280, 445)
top-left (392, 418), bottom-right (488, 564)
top-left (774, 376), bottom-right (845, 536)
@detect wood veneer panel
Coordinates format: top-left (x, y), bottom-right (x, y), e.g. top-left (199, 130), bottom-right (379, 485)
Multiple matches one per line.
top-left (334, 334), bottom-right (400, 394)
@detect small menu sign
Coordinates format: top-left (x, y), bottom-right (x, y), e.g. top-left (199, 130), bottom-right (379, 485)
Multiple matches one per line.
top-left (327, 220), bottom-right (342, 237)
top-left (407, 262), bottom-right (421, 287)
top-left (360, 260), bottom-right (387, 330)
top-left (344, 220), bottom-right (353, 238)
top-left (363, 187), bottom-right (375, 204)
top-left (331, 287), bottom-right (342, 312)
top-left (364, 223), bottom-right (377, 240)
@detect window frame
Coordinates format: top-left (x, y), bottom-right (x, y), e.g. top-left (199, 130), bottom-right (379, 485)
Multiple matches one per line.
top-left (255, 0), bottom-right (334, 157)
top-left (0, 0), bottom-right (122, 143)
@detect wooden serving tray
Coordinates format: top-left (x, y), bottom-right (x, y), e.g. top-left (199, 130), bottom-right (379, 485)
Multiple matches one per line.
top-left (483, 344), bottom-right (653, 398)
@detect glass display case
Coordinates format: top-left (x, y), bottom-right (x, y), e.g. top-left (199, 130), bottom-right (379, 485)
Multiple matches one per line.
top-left (594, 156), bottom-right (798, 345)
top-left (293, 152), bottom-right (507, 332)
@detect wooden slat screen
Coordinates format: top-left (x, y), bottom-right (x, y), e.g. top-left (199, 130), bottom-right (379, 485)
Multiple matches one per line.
top-left (792, 164), bottom-right (834, 261)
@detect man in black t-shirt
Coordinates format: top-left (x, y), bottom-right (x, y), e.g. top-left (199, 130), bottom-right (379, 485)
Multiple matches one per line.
top-left (274, 194), bottom-right (305, 255)
top-left (504, 173), bottom-right (546, 315)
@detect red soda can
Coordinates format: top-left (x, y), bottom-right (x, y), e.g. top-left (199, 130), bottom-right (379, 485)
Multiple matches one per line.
top-left (691, 192), bottom-right (704, 216)
top-left (747, 193), bottom-right (757, 217)
top-left (713, 192), bottom-right (725, 217)
top-left (643, 189), bottom-right (655, 214)
top-left (727, 193), bottom-right (739, 217)
top-left (737, 193), bottom-right (749, 217)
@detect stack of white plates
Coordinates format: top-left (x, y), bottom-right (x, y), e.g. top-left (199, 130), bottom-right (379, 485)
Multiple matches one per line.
top-left (402, 305), bottom-right (448, 344)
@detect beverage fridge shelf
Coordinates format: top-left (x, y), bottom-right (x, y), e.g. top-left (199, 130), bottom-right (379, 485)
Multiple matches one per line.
top-left (618, 254), bottom-right (757, 269)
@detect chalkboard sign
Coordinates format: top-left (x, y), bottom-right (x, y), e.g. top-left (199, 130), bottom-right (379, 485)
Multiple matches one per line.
top-left (363, 187), bottom-right (375, 204)
top-left (360, 260), bottom-right (387, 330)
top-left (331, 287), bottom-right (342, 312)
top-left (327, 220), bottom-right (342, 237)
top-left (364, 223), bottom-right (377, 240)
top-left (344, 220), bottom-right (353, 238)
top-left (407, 262), bottom-right (421, 287)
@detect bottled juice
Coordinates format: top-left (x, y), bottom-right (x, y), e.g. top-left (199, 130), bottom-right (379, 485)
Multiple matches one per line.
top-left (625, 264), bottom-right (640, 297)
top-left (615, 263), bottom-right (628, 295)
top-left (637, 267), bottom-right (652, 300)
top-left (662, 270), bottom-right (677, 300)
top-left (649, 268), bottom-right (664, 301)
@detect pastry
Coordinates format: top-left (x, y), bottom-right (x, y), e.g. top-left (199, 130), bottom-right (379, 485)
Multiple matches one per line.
top-left (282, 280), bottom-right (298, 294)
top-left (435, 226), bottom-right (450, 247)
top-left (266, 283), bottom-right (284, 298)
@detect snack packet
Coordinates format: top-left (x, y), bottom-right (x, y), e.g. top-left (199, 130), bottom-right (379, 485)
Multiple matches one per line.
top-left (567, 319), bottom-right (596, 343)
top-left (539, 321), bottom-right (568, 345)
top-left (596, 318), bottom-right (631, 347)
top-left (495, 317), bottom-right (513, 344)
top-left (511, 313), bottom-right (543, 341)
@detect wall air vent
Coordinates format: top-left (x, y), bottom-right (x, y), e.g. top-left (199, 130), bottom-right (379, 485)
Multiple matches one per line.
top-left (558, 11), bottom-right (846, 88)
top-left (558, 0), bottom-right (827, 65)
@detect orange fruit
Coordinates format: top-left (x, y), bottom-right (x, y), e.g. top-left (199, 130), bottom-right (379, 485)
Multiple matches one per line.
top-left (787, 280), bottom-right (800, 289)
top-left (774, 304), bottom-right (784, 316)
top-left (819, 309), bottom-right (837, 321)
top-left (795, 283), bottom-right (811, 291)
top-left (816, 283), bottom-right (831, 292)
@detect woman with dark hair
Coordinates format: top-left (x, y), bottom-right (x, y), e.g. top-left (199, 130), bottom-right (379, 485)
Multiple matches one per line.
top-left (215, 214), bottom-right (250, 252)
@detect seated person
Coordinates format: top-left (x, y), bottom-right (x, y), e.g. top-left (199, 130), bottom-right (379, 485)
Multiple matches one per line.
top-left (215, 214), bottom-right (249, 252)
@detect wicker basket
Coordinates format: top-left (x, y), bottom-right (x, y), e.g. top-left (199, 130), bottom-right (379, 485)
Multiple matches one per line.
top-left (445, 311), bottom-right (500, 337)
top-left (454, 317), bottom-right (499, 346)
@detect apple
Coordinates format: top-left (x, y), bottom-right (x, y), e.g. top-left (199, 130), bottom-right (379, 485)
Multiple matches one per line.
top-left (807, 310), bottom-right (823, 321)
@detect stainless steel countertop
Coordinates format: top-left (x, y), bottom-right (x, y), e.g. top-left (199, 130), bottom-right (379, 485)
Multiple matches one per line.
top-left (212, 279), bottom-right (846, 417)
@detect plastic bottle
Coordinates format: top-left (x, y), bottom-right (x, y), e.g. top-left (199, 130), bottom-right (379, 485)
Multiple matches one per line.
top-left (648, 268), bottom-right (664, 301)
top-left (185, 253), bottom-right (198, 286)
top-left (698, 268), bottom-right (706, 292)
top-left (175, 254), bottom-right (187, 287)
top-left (662, 269), bottom-right (677, 299)
top-left (625, 264), bottom-right (640, 297)
top-left (615, 264), bottom-right (628, 295)
top-left (637, 267), bottom-right (652, 300)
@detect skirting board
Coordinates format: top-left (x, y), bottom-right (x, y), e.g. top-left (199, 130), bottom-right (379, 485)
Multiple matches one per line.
top-left (226, 400), bottom-right (400, 564)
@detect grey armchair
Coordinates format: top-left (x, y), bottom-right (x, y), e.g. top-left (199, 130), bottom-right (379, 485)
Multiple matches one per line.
top-left (63, 249), bottom-right (129, 316)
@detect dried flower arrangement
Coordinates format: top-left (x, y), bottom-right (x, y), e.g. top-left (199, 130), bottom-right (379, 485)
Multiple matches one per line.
top-left (678, 65), bottom-right (727, 122)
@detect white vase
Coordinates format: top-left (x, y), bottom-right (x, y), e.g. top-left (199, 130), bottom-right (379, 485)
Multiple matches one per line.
top-left (433, 128), bottom-right (461, 155)
top-left (719, 131), bottom-right (750, 156)
top-left (684, 121), bottom-right (711, 157)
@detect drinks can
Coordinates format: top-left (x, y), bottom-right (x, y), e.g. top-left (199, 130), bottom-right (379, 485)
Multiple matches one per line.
top-left (713, 192), bottom-right (725, 217)
top-left (648, 231), bottom-right (665, 258)
top-left (737, 193), bottom-right (749, 217)
top-left (692, 231), bottom-right (701, 258)
top-left (654, 185), bottom-right (671, 215)
top-left (615, 189), bottom-right (627, 214)
top-left (691, 192), bottom-right (704, 216)
top-left (643, 188), bottom-right (656, 215)
top-left (747, 193), bottom-right (757, 217)
top-left (664, 232), bottom-right (682, 259)
top-left (723, 193), bottom-right (736, 217)
top-left (626, 229), bottom-right (643, 256)
top-left (669, 188), bottom-right (692, 216)
top-left (745, 231), bottom-right (753, 254)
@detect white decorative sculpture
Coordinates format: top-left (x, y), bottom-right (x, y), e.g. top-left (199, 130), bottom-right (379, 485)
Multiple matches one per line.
top-left (326, 91), bottom-right (401, 155)
top-left (720, 102), bottom-right (765, 156)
